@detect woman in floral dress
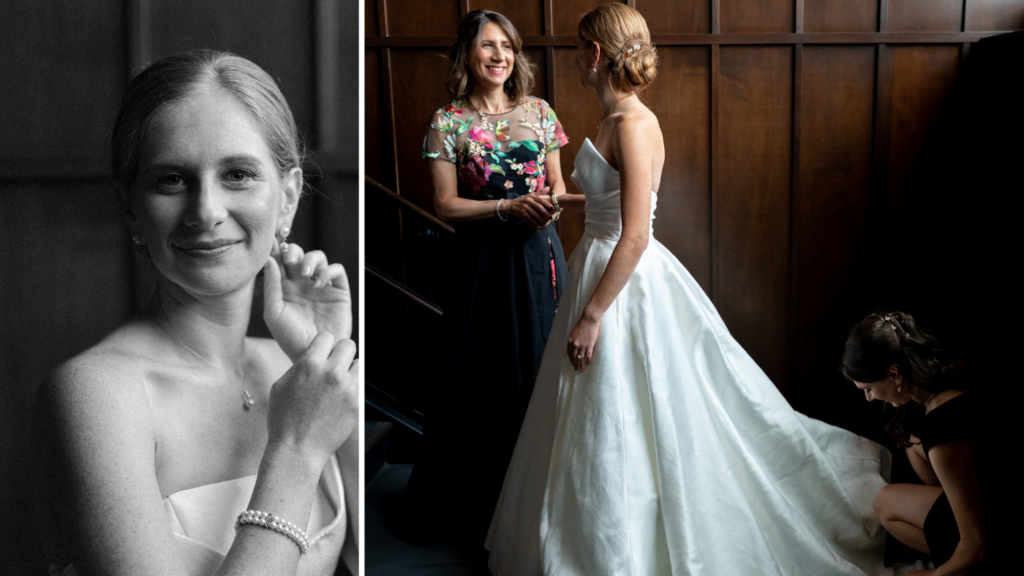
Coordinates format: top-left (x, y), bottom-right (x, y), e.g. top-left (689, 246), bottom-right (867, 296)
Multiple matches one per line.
top-left (405, 9), bottom-right (572, 545)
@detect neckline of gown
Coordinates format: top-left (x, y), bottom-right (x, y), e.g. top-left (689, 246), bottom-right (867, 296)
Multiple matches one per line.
top-left (579, 138), bottom-right (658, 199)
top-left (582, 138), bottom-right (619, 174)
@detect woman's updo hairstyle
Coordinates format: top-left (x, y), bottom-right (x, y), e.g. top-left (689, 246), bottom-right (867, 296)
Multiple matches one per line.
top-left (446, 10), bottom-right (535, 104)
top-left (579, 3), bottom-right (658, 94)
top-left (842, 311), bottom-right (965, 446)
top-left (111, 50), bottom-right (304, 199)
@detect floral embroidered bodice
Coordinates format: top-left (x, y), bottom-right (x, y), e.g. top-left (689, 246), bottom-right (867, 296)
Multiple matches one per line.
top-left (423, 96), bottom-right (569, 199)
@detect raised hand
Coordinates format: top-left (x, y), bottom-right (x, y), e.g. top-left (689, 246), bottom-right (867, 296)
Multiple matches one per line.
top-left (263, 243), bottom-right (352, 363)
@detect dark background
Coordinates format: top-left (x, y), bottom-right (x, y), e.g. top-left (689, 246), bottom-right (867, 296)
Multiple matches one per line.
top-left (0, 1), bottom-right (359, 573)
top-left (365, 0), bottom-right (1023, 445)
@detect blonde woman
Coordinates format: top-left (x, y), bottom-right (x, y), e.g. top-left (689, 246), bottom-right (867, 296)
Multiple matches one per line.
top-left (32, 51), bottom-right (358, 576)
top-left (488, 5), bottom-right (895, 575)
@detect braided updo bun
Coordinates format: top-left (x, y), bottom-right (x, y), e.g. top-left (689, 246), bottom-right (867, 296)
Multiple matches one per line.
top-left (579, 3), bottom-right (658, 93)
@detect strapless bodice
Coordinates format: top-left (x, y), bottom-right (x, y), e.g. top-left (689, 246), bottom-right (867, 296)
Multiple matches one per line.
top-left (50, 455), bottom-right (347, 576)
top-left (569, 138), bottom-right (656, 241)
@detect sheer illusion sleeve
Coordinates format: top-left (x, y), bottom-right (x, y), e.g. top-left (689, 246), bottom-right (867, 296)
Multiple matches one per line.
top-left (539, 100), bottom-right (569, 154)
top-left (423, 102), bottom-right (466, 164)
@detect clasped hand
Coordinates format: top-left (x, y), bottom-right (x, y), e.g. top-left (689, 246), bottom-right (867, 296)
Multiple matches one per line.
top-left (504, 187), bottom-right (557, 231)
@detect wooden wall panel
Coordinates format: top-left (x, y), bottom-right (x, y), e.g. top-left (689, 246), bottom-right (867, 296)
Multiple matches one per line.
top-left (470, 0), bottom-right (546, 36)
top-left (0, 1), bottom-right (123, 169)
top-left (888, 0), bottom-right (965, 32)
top-left (796, 45), bottom-right (876, 415)
top-left (526, 47), bottom-right (549, 101)
top-left (365, 49), bottom-right (386, 185)
top-left (972, 0), bottom-right (1024, 30)
top-left (646, 47), bottom-right (712, 292)
top-left (804, 0), bottom-right (878, 32)
top-left (552, 47), bottom-right (604, 259)
top-left (887, 45), bottom-right (961, 215)
top-left (151, 0), bottom-right (316, 137)
top-left (721, 0), bottom-right (795, 33)
top-left (638, 0), bottom-right (711, 34)
top-left (367, 0), bottom-right (380, 36)
top-left (389, 49), bottom-right (457, 210)
top-left (717, 46), bottom-right (793, 389)
top-left (553, 0), bottom-right (609, 36)
top-left (384, 0), bottom-right (461, 36)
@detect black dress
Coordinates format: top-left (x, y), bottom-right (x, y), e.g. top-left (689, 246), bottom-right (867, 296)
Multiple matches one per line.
top-left (408, 97), bottom-right (569, 543)
top-left (914, 392), bottom-right (988, 568)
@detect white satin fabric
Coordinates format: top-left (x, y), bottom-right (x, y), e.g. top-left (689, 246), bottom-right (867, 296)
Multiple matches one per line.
top-left (486, 138), bottom-right (893, 576)
top-left (50, 455), bottom-right (349, 576)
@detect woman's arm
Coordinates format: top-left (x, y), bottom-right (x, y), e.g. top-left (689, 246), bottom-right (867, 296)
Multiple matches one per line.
top-left (928, 441), bottom-right (988, 575)
top-left (429, 159), bottom-right (554, 227)
top-left (567, 116), bottom-right (655, 372)
top-left (32, 334), bottom-right (358, 576)
top-left (545, 149), bottom-right (586, 212)
top-left (907, 437), bottom-right (940, 486)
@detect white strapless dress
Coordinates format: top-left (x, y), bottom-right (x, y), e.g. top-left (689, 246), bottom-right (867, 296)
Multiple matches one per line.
top-left (50, 455), bottom-right (351, 576)
top-left (486, 138), bottom-right (894, 576)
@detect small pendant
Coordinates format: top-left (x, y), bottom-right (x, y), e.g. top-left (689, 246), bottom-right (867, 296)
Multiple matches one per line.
top-left (242, 390), bottom-right (255, 410)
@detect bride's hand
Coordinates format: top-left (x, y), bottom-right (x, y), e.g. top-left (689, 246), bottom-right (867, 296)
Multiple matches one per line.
top-left (263, 243), bottom-right (352, 363)
top-left (267, 332), bottom-right (360, 465)
top-left (567, 316), bottom-right (601, 372)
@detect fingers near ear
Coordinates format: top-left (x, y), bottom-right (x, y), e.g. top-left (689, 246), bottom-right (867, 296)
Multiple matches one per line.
top-left (263, 257), bottom-right (284, 315)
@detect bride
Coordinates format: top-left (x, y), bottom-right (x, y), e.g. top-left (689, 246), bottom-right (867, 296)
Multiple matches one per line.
top-left (487, 4), bottom-right (894, 575)
top-left (31, 51), bottom-right (358, 576)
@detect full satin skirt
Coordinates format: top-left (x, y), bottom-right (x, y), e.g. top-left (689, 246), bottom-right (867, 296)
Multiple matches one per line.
top-left (486, 231), bottom-right (892, 576)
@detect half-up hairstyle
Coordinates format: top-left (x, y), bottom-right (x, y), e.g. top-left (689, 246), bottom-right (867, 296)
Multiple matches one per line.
top-left (446, 10), bottom-right (535, 103)
top-left (579, 3), bottom-right (658, 93)
top-left (842, 311), bottom-right (966, 446)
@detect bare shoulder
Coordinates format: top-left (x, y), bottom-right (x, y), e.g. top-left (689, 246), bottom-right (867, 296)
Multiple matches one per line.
top-left (38, 324), bottom-right (155, 427)
top-left (614, 106), bottom-right (662, 144)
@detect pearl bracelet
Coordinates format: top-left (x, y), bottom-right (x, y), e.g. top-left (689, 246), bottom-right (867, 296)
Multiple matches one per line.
top-left (236, 510), bottom-right (309, 556)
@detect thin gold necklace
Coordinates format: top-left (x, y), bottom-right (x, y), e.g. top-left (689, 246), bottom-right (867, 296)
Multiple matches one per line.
top-left (157, 321), bottom-right (255, 411)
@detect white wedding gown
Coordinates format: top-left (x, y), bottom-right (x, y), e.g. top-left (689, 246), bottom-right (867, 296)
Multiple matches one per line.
top-left (486, 138), bottom-right (894, 576)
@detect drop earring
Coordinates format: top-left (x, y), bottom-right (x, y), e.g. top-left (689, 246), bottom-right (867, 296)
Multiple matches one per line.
top-left (278, 226), bottom-right (290, 253)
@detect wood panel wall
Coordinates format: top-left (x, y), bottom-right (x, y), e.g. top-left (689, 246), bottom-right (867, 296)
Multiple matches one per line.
top-left (0, 2), bottom-right (358, 572)
top-left (365, 0), bottom-right (1022, 429)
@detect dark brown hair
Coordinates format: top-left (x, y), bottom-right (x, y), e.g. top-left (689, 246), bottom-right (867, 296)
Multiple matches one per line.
top-left (579, 3), bottom-right (658, 94)
top-left (446, 10), bottom-right (535, 103)
top-left (842, 311), bottom-right (965, 446)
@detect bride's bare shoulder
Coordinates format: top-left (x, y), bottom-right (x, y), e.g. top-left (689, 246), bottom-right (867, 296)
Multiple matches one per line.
top-left (37, 320), bottom-right (159, 424)
top-left (614, 106), bottom-right (661, 137)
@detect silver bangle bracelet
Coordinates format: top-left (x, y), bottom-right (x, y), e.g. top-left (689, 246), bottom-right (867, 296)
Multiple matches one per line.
top-left (236, 509), bottom-right (310, 556)
top-left (496, 198), bottom-right (508, 222)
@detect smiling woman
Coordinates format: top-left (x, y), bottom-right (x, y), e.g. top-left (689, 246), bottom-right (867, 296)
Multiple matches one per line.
top-left (404, 10), bottom-right (570, 547)
top-left (31, 51), bottom-right (358, 576)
